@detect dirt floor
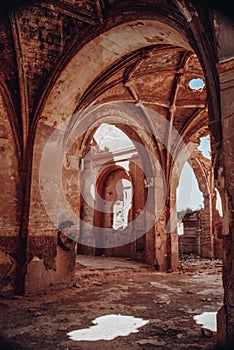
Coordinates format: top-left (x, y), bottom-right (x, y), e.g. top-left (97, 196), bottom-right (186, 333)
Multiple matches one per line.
top-left (0, 255), bottom-right (227, 350)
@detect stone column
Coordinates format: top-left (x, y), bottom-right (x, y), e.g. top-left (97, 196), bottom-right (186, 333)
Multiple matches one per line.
top-left (214, 11), bottom-right (234, 344)
top-left (217, 64), bottom-right (234, 343)
top-left (154, 172), bottom-right (172, 271)
top-left (78, 159), bottom-right (95, 255)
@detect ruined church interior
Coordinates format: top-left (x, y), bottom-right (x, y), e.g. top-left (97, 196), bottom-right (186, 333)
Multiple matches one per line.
top-left (0, 1), bottom-right (234, 349)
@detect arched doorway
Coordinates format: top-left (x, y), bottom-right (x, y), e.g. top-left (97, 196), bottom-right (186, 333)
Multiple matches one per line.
top-left (77, 122), bottom-right (152, 262)
top-left (94, 167), bottom-right (135, 258)
top-left (29, 15), bottom-right (211, 287)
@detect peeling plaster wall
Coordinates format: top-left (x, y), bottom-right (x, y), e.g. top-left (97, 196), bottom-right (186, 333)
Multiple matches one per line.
top-left (26, 121), bottom-right (79, 293)
top-left (0, 95), bottom-right (19, 295)
top-left (0, 97), bottom-right (19, 238)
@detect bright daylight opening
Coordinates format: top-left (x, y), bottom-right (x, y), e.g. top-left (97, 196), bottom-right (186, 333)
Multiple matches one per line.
top-left (177, 162), bottom-right (204, 212)
top-left (198, 135), bottom-right (211, 159)
top-left (113, 179), bottom-right (132, 230)
top-left (188, 78), bottom-right (205, 91)
top-left (93, 123), bottom-right (135, 155)
top-left (90, 124), bottom-right (135, 223)
top-left (91, 123), bottom-right (136, 172)
top-left (176, 162), bottom-right (203, 236)
top-left (215, 188), bottom-right (223, 217)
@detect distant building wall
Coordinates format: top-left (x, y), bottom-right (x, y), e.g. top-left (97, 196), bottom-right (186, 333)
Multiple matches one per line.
top-left (179, 211), bottom-right (201, 256)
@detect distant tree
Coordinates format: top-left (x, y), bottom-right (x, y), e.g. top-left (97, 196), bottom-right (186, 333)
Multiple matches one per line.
top-left (177, 207), bottom-right (195, 220)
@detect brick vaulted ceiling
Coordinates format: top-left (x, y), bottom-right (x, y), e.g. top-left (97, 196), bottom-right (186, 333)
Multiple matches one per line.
top-left (78, 45), bottom-right (208, 143)
top-left (0, 0), bottom-right (209, 163)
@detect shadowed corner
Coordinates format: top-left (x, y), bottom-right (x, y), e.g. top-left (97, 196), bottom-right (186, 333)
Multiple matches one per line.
top-left (211, 342), bottom-right (234, 350)
top-left (0, 0), bottom-right (38, 11)
top-left (0, 1), bottom-right (40, 23)
top-left (195, 0), bottom-right (234, 20)
top-left (0, 335), bottom-right (24, 350)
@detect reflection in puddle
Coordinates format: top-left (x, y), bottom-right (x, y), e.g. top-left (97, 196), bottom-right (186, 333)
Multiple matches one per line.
top-left (67, 314), bottom-right (149, 341)
top-left (193, 312), bottom-right (217, 332)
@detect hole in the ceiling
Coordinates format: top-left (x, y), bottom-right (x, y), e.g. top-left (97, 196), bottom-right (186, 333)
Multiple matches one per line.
top-left (188, 78), bottom-right (205, 92)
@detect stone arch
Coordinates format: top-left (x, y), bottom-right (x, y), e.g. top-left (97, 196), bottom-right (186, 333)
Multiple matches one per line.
top-left (93, 166), bottom-right (135, 257)
top-left (33, 2), bottom-right (220, 135)
top-left (76, 120), bottom-right (156, 263)
top-left (95, 166), bottom-right (133, 226)
top-left (188, 151), bottom-right (214, 258)
top-left (27, 7), bottom-right (221, 292)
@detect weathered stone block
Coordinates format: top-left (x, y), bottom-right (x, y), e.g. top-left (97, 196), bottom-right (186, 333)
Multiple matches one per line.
top-left (0, 250), bottom-right (16, 296)
top-left (25, 256), bottom-right (53, 294)
top-left (217, 305), bottom-right (227, 344)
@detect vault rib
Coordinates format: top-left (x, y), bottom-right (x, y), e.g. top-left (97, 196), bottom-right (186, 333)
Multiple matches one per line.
top-left (95, 0), bottom-right (105, 25)
top-left (173, 108), bottom-right (208, 160)
top-left (9, 13), bottom-right (29, 156)
top-left (39, 1), bottom-right (96, 25)
top-left (165, 51), bottom-right (192, 185)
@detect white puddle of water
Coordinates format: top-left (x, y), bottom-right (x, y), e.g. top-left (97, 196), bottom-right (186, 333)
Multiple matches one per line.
top-left (193, 312), bottom-right (217, 332)
top-left (67, 314), bottom-right (149, 341)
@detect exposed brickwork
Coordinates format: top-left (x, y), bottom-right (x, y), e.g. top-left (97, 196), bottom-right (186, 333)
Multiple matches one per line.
top-left (0, 95), bottom-right (19, 237)
top-left (60, 0), bottom-right (97, 15)
top-left (0, 237), bottom-right (19, 259)
top-left (179, 211), bottom-right (201, 256)
top-left (27, 235), bottom-right (57, 269)
top-left (0, 23), bottom-right (20, 114)
top-left (15, 5), bottom-right (85, 118)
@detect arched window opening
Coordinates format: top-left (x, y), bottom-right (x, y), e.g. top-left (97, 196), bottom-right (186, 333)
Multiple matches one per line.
top-left (113, 179), bottom-right (132, 230)
top-left (93, 123), bottom-right (135, 154)
top-left (177, 162), bottom-right (204, 214)
top-left (198, 135), bottom-right (211, 159)
top-left (177, 162), bottom-right (204, 250)
top-left (188, 78), bottom-right (205, 92)
top-left (215, 188), bottom-right (223, 217)
top-left (177, 221), bottom-right (184, 236)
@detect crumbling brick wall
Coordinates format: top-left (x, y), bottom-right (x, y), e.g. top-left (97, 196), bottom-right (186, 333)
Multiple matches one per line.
top-left (179, 211), bottom-right (201, 256)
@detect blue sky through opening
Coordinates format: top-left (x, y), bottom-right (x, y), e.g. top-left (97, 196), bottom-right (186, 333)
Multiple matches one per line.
top-left (176, 136), bottom-right (222, 214)
top-left (94, 125), bottom-right (218, 213)
top-left (177, 136), bottom-right (210, 211)
top-left (189, 78), bottom-right (205, 90)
